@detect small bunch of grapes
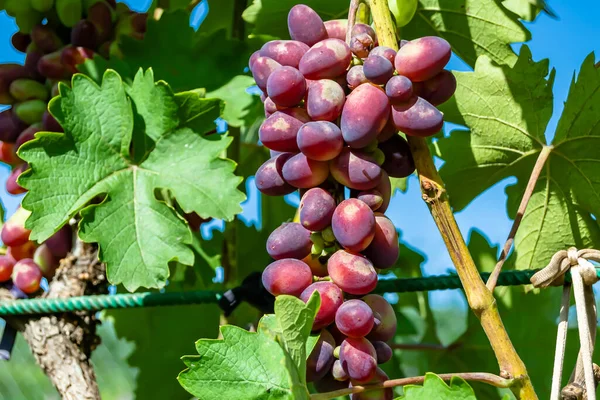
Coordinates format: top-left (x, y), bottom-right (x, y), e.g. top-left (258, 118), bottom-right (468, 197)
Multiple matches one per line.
top-left (250, 4), bottom-right (455, 398)
top-left (0, 0), bottom-right (147, 194)
top-left (0, 206), bottom-right (72, 296)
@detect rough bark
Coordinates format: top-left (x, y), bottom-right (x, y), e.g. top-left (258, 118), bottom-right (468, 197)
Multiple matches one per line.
top-left (1, 240), bottom-right (107, 400)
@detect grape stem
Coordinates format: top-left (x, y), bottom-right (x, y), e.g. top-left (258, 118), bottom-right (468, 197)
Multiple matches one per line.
top-left (485, 145), bottom-right (553, 291)
top-left (367, 0), bottom-right (538, 398)
top-left (309, 372), bottom-right (514, 399)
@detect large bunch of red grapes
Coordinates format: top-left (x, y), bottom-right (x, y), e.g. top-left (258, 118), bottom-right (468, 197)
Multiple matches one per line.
top-left (250, 4), bottom-right (455, 398)
top-left (0, 0), bottom-right (147, 297)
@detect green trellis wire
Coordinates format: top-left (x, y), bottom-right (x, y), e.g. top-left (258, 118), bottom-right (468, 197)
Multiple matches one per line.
top-left (0, 268), bottom-right (597, 317)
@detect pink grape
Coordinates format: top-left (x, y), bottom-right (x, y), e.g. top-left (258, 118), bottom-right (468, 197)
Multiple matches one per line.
top-left (287, 5), bottom-right (328, 47)
top-left (6, 163), bottom-right (28, 195)
top-left (356, 190), bottom-right (383, 211)
top-left (300, 281), bottom-right (344, 330)
top-left (350, 367), bottom-right (393, 399)
top-left (372, 341), bottom-right (392, 364)
top-left (262, 258), bottom-right (313, 297)
top-left (394, 36), bottom-right (451, 82)
top-left (379, 134), bottom-right (415, 178)
top-left (374, 170), bottom-right (392, 213)
top-left (370, 46), bottom-right (396, 64)
top-left (306, 329), bottom-right (336, 382)
top-left (335, 299), bottom-right (375, 338)
top-left (251, 56), bottom-right (281, 92)
top-left (255, 153), bottom-right (296, 196)
top-left (259, 111), bottom-right (304, 152)
top-left (324, 19), bottom-right (348, 41)
top-left (330, 148), bottom-right (382, 191)
top-left (385, 75), bottom-right (413, 104)
top-left (297, 121), bottom-right (343, 161)
top-left (328, 250), bottom-right (378, 295)
top-left (332, 359), bottom-right (348, 381)
top-left (332, 199), bottom-right (376, 252)
top-left (363, 214), bottom-right (399, 269)
top-left (260, 40), bottom-right (309, 69)
top-left (299, 39), bottom-right (352, 80)
top-left (341, 83), bottom-right (390, 148)
top-left (266, 222), bottom-right (312, 260)
top-left (346, 65), bottom-right (368, 90)
top-left (306, 79), bottom-right (345, 122)
top-left (391, 96), bottom-right (443, 137)
top-left (299, 187), bottom-right (336, 231)
top-left (340, 337), bottom-right (377, 383)
top-left (282, 153), bottom-right (329, 188)
top-left (363, 294), bottom-right (397, 342)
top-left (349, 32), bottom-right (374, 58)
top-left (0, 255), bottom-right (15, 282)
top-left (280, 107), bottom-right (311, 123)
top-left (248, 50), bottom-right (261, 70)
top-left (11, 258), bottom-right (42, 294)
top-left (417, 70), bottom-right (457, 106)
top-left (263, 96), bottom-right (278, 117)
top-left (1, 207), bottom-right (31, 247)
top-left (266, 66), bottom-right (306, 107)
top-left (363, 55), bottom-right (394, 85)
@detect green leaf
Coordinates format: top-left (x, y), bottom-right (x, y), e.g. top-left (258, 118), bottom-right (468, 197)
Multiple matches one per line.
top-left (436, 48), bottom-right (600, 270)
top-left (178, 325), bottom-right (308, 400)
top-left (398, 373), bottom-right (477, 399)
top-left (274, 293), bottom-right (321, 385)
top-left (502, 0), bottom-right (552, 21)
top-left (206, 75), bottom-right (261, 127)
top-left (402, 0), bottom-right (530, 67)
top-left (18, 69), bottom-right (244, 291)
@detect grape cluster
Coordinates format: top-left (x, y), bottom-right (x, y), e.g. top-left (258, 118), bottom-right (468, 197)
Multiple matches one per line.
top-left (251, 4), bottom-right (456, 397)
top-left (0, 0), bottom-right (147, 296)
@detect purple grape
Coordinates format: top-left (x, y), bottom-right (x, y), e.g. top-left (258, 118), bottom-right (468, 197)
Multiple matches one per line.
top-left (374, 170), bottom-right (392, 213)
top-left (300, 281), bottom-right (344, 330)
top-left (341, 83), bottom-right (390, 148)
top-left (266, 66), bottom-right (306, 107)
top-left (347, 65), bottom-right (368, 90)
top-left (249, 50), bottom-right (261, 70)
top-left (44, 225), bottom-right (73, 259)
top-left (379, 134), bottom-right (415, 178)
top-left (260, 40), bottom-right (309, 69)
top-left (71, 19), bottom-right (98, 49)
top-left (266, 222), bottom-right (312, 260)
top-left (330, 148), bottom-right (382, 191)
top-left (356, 190), bottom-right (383, 211)
top-left (332, 359), bottom-right (348, 381)
top-left (391, 96), bottom-right (443, 137)
top-left (306, 329), bottom-right (336, 382)
top-left (417, 70), bottom-right (457, 106)
top-left (370, 46), bottom-right (396, 64)
top-left (263, 96), bottom-right (278, 117)
top-left (328, 250), bottom-right (378, 295)
top-left (349, 32), bottom-right (374, 59)
top-left (15, 124), bottom-right (40, 150)
top-left (0, 109), bottom-right (26, 143)
top-left (262, 258), bottom-right (313, 297)
top-left (363, 55), bottom-right (394, 85)
top-left (251, 56), bottom-right (281, 92)
top-left (351, 24), bottom-right (377, 42)
top-left (363, 294), bottom-right (397, 342)
top-left (299, 188), bottom-right (336, 231)
top-left (259, 111), bottom-right (304, 152)
top-left (363, 214), bottom-right (399, 269)
top-left (287, 5), bottom-right (328, 47)
top-left (339, 337), bottom-right (377, 383)
top-left (324, 19), bottom-right (348, 41)
top-left (255, 153), bottom-right (295, 196)
top-left (385, 75), bottom-right (413, 104)
top-left (30, 24), bottom-right (63, 53)
top-left (372, 341), bottom-right (392, 364)
top-left (11, 258), bottom-right (42, 294)
top-left (297, 121), bottom-right (343, 161)
top-left (394, 36), bottom-right (451, 82)
top-left (336, 299), bottom-right (375, 338)
top-left (11, 32), bottom-right (31, 53)
top-left (306, 79), bottom-right (345, 122)
top-left (299, 39), bottom-right (352, 80)
top-left (282, 153), bottom-right (329, 188)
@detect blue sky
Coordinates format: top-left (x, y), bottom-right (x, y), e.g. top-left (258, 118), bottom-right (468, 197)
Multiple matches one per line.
top-left (0, 1), bottom-right (599, 308)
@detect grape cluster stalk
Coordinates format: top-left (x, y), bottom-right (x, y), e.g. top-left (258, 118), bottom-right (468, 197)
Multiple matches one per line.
top-left (250, 4), bottom-right (456, 398)
top-left (0, 0), bottom-right (148, 297)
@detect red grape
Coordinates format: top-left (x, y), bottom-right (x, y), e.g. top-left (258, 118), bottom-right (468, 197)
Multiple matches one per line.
top-left (11, 258), bottom-right (42, 294)
top-left (328, 250), bottom-right (377, 295)
top-left (351, 24), bottom-right (377, 44)
top-left (266, 222), bottom-right (312, 260)
top-left (251, 56), bottom-right (281, 92)
top-left (260, 40), bottom-right (309, 69)
top-left (248, 50), bottom-right (261, 70)
top-left (7, 241), bottom-right (36, 261)
top-left (299, 187), bottom-right (336, 231)
top-left (299, 39), bottom-right (352, 80)
top-left (266, 66), bottom-right (306, 107)
top-left (0, 109), bottom-right (27, 143)
top-left (306, 329), bottom-right (336, 382)
top-left (6, 163), bottom-right (28, 195)
top-left (262, 258), bottom-right (313, 297)
top-left (394, 36), bottom-right (451, 82)
top-left (330, 148), bottom-right (382, 191)
top-left (34, 243), bottom-right (58, 278)
top-left (374, 170), bottom-right (392, 213)
top-left (297, 121), bottom-right (343, 161)
top-left (16, 124), bottom-right (40, 150)
top-left (0, 255), bottom-right (15, 282)
top-left (37, 51), bottom-right (72, 80)
top-left (346, 65), bottom-right (367, 90)
top-left (332, 199), bottom-right (376, 252)
top-left (31, 24), bottom-right (63, 53)
top-left (1, 207), bottom-right (31, 247)
top-left (287, 5), bottom-right (328, 47)
top-left (282, 153), bottom-right (329, 188)
top-left (71, 19), bottom-right (98, 49)
top-left (88, 1), bottom-right (113, 42)
top-left (385, 75), bottom-right (413, 104)
top-left (335, 299), bottom-right (375, 338)
top-left (356, 190), bottom-right (383, 211)
top-left (306, 79), bottom-right (345, 122)
top-left (372, 341), bottom-right (392, 364)
top-left (300, 281), bottom-right (344, 330)
top-left (350, 367), bottom-right (393, 399)
top-left (263, 96), bottom-right (278, 117)
top-left (259, 111), bottom-right (304, 152)
top-left (363, 214), bottom-right (399, 269)
top-left (255, 153), bottom-right (295, 196)
top-left (349, 32), bottom-right (374, 59)
top-left (0, 142), bottom-right (19, 165)
top-left (42, 111), bottom-right (63, 132)
top-left (44, 224), bottom-right (73, 259)
top-left (11, 32), bottom-right (31, 53)
top-left (417, 70), bottom-right (457, 106)
top-left (379, 134), bottom-right (415, 178)
top-left (324, 19), bottom-right (348, 41)
top-left (363, 294), bottom-right (397, 342)
top-left (339, 337), bottom-right (377, 383)
top-left (370, 46), bottom-right (396, 64)
top-left (363, 55), bottom-right (394, 85)
top-left (280, 107), bottom-right (311, 123)
top-left (341, 83), bottom-right (390, 148)
top-left (391, 96), bottom-right (443, 137)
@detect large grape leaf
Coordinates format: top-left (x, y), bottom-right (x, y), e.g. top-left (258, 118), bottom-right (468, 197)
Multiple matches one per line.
top-left (18, 69), bottom-right (245, 291)
top-left (436, 48), bottom-right (600, 270)
top-left (398, 373), bottom-right (477, 399)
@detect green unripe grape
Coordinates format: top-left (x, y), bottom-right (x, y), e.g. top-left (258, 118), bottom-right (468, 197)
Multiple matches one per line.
top-left (322, 226), bottom-right (335, 244)
top-left (363, 139), bottom-right (379, 153)
top-left (388, 0), bottom-right (418, 28)
top-left (5, 0), bottom-right (31, 16)
top-left (311, 242), bottom-right (324, 256)
top-left (82, 0), bottom-right (102, 11)
top-left (31, 0), bottom-right (54, 12)
top-left (371, 148), bottom-right (385, 166)
top-left (14, 99), bottom-right (47, 125)
top-left (56, 0), bottom-right (83, 27)
top-left (333, 346), bottom-right (340, 359)
top-left (10, 79), bottom-right (49, 102)
top-left (15, 10), bottom-right (43, 34)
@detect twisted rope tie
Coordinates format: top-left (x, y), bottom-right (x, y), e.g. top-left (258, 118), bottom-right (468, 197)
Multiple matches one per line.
top-left (531, 247), bottom-right (600, 400)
